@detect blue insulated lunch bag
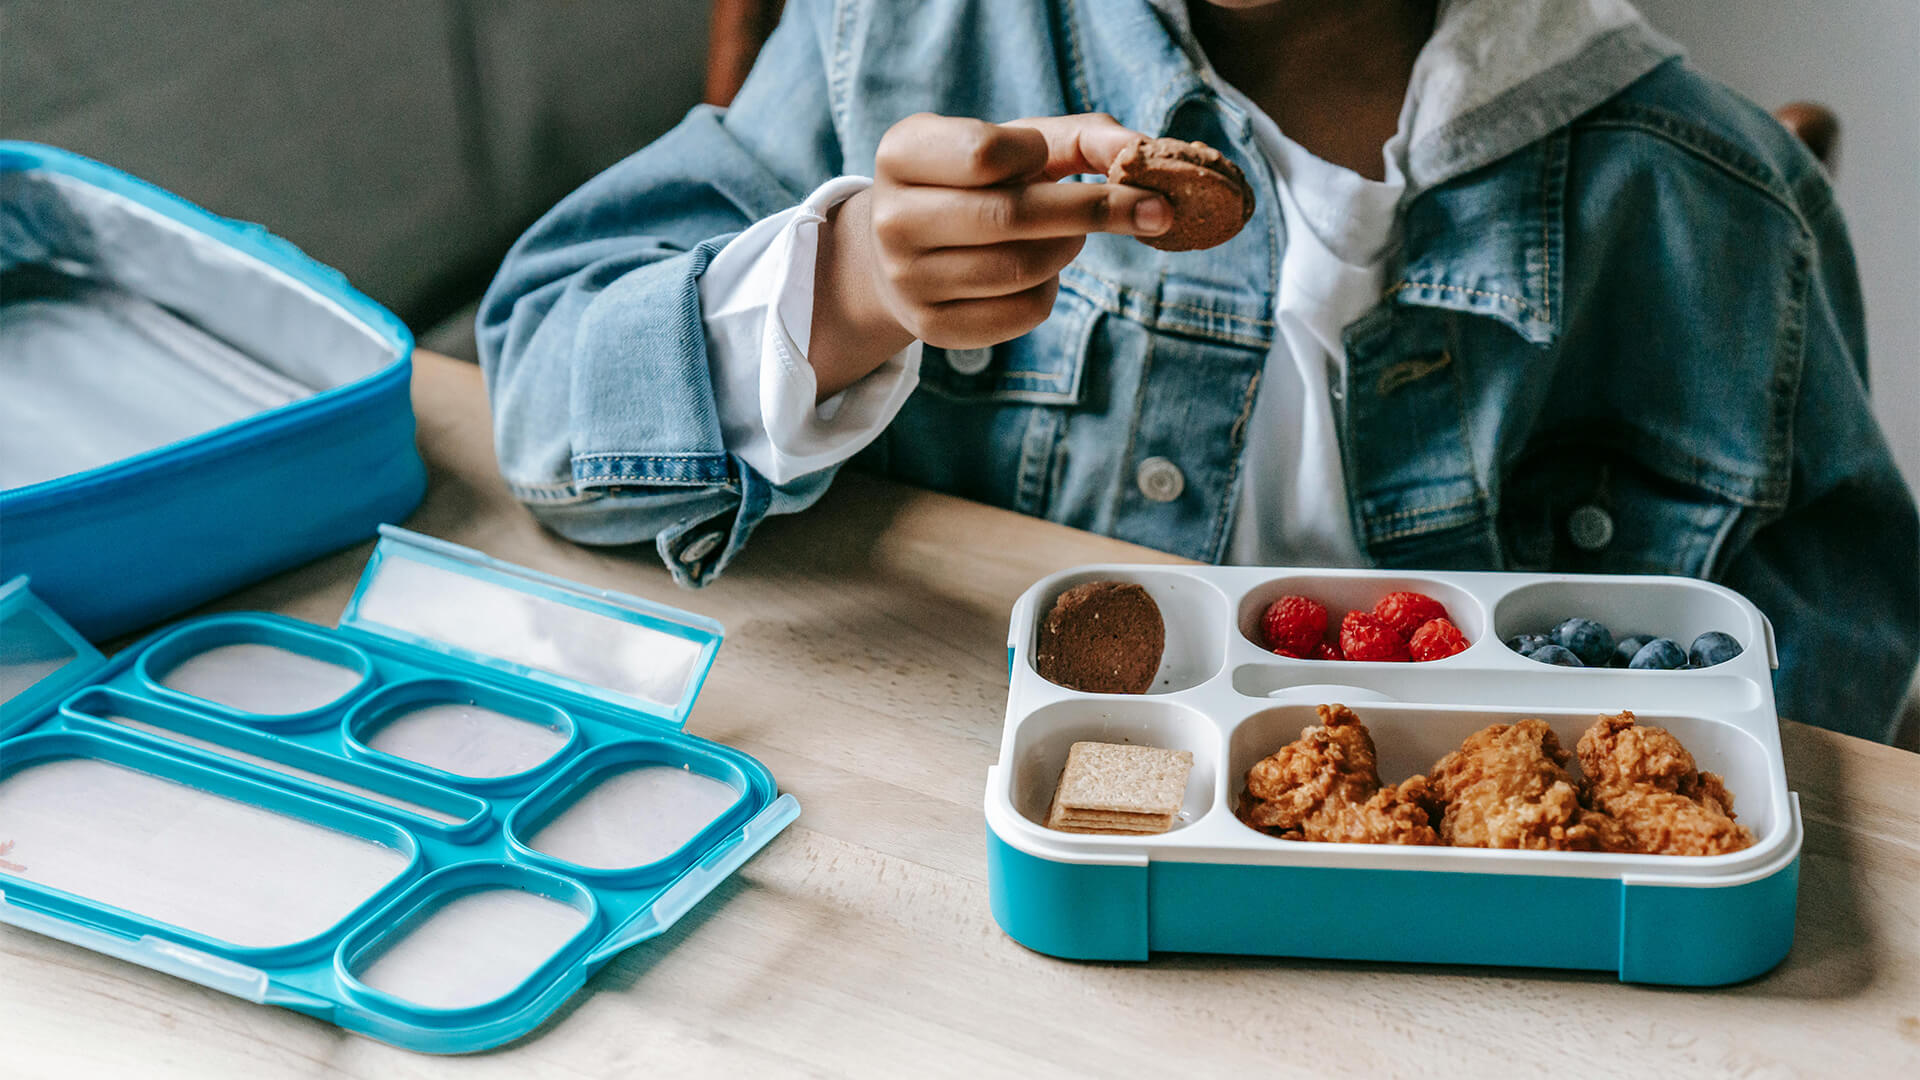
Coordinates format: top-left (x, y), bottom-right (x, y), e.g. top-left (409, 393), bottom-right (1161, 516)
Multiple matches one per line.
top-left (0, 142), bottom-right (426, 640)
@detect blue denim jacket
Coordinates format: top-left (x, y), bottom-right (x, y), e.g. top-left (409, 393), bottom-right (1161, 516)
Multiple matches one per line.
top-left (479, 0), bottom-right (1919, 740)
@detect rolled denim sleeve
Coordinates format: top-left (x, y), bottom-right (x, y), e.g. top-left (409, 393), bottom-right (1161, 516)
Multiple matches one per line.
top-left (476, 0), bottom-right (847, 585)
top-left (1720, 193), bottom-right (1920, 741)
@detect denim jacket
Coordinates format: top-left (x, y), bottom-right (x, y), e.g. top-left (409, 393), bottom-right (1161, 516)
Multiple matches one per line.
top-left (479, 0), bottom-right (1919, 740)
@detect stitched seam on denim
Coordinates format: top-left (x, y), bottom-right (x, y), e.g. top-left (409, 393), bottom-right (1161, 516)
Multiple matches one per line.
top-left (1370, 493), bottom-right (1481, 525)
top-left (573, 455), bottom-right (733, 487)
top-left (1372, 505), bottom-right (1484, 544)
top-left (1514, 429), bottom-right (1781, 509)
top-left (827, 0), bottom-right (857, 138)
top-left (509, 477), bottom-right (583, 495)
top-left (573, 452), bottom-right (726, 463)
top-left (1058, 0), bottom-right (1096, 115)
top-left (1446, 327), bottom-right (1492, 539)
top-left (1580, 99), bottom-right (1796, 200)
top-left (1388, 281), bottom-right (1533, 314)
top-left (1062, 265), bottom-right (1273, 344)
top-left (1575, 116), bottom-right (1807, 235)
top-left (1144, 73), bottom-right (1193, 141)
top-left (1769, 231), bottom-right (1811, 493)
top-left (1080, 286), bottom-right (1271, 348)
top-left (1541, 136), bottom-right (1555, 327)
top-left (998, 370), bottom-right (1070, 386)
top-left (507, 482), bottom-right (594, 505)
top-left (913, 383), bottom-right (1077, 406)
top-left (1155, 299), bottom-right (1275, 329)
top-left (1229, 369), bottom-right (1260, 448)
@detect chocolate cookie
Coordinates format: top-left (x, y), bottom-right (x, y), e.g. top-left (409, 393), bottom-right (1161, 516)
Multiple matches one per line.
top-left (1034, 581), bottom-right (1166, 694)
top-left (1107, 136), bottom-right (1254, 252)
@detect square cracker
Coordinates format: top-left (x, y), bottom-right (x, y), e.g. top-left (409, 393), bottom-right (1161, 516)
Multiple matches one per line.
top-left (1048, 807), bottom-right (1175, 834)
top-left (1051, 741), bottom-right (1193, 818)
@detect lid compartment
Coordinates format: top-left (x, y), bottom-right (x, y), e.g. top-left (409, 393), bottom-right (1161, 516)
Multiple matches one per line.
top-left (0, 576), bottom-right (105, 735)
top-left (340, 527), bottom-right (722, 728)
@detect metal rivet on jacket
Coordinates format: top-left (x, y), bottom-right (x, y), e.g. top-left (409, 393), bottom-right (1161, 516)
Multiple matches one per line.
top-left (943, 347), bottom-right (993, 375)
top-left (1567, 505), bottom-right (1615, 551)
top-left (1136, 457), bottom-right (1185, 502)
top-left (677, 530), bottom-right (725, 565)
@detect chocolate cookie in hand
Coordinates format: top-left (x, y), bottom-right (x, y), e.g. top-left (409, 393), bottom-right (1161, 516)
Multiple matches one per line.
top-left (1107, 136), bottom-right (1254, 251)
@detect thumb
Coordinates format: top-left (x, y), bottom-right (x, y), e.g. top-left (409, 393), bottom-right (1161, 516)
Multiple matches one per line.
top-left (1004, 113), bottom-right (1148, 180)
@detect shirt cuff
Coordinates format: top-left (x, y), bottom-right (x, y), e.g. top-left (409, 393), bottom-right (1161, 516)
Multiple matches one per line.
top-left (700, 175), bottom-right (923, 486)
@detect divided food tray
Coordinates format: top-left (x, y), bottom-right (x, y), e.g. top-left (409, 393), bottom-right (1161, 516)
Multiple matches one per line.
top-left (985, 565), bottom-right (1801, 985)
top-left (0, 528), bottom-right (798, 1053)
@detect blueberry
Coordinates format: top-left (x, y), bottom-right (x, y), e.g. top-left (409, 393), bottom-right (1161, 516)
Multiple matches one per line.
top-left (1628, 638), bottom-right (1687, 670)
top-left (1612, 634), bottom-right (1654, 668)
top-left (1690, 631), bottom-right (1743, 668)
top-left (1506, 633), bottom-right (1552, 657)
top-left (1529, 644), bottom-right (1585, 667)
top-left (1551, 617), bottom-right (1615, 667)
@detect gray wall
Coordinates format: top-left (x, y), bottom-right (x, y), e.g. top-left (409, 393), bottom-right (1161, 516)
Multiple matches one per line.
top-left (0, 0), bottom-right (710, 328)
top-left (1636, 0), bottom-right (1920, 492)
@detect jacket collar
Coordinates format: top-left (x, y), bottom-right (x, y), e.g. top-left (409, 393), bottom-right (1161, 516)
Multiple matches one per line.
top-left (1386, 128), bottom-right (1570, 347)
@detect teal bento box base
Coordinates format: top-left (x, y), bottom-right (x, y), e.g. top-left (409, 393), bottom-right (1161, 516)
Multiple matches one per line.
top-left (986, 824), bottom-right (1799, 985)
top-left (0, 142), bottom-right (426, 641)
top-left (0, 529), bottom-right (798, 1053)
top-left (990, 565), bottom-right (1803, 987)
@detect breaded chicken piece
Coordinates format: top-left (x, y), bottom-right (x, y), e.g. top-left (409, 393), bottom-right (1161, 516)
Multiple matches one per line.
top-left (1427, 719), bottom-right (1631, 851)
top-left (1237, 704), bottom-right (1440, 845)
top-left (1576, 711), bottom-right (1753, 856)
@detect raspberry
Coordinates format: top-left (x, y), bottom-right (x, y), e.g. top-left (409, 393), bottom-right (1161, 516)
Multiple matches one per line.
top-left (1408, 618), bottom-right (1468, 661)
top-left (1340, 611), bottom-right (1410, 662)
top-left (1315, 640), bottom-right (1345, 662)
top-left (1261, 595), bottom-right (1328, 657)
top-left (1373, 591), bottom-right (1450, 640)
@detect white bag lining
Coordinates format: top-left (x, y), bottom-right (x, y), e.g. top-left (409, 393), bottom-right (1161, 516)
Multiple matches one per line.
top-left (1, 170), bottom-right (400, 490)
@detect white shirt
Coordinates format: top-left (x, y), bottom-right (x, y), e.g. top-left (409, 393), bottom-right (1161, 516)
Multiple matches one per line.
top-left (699, 176), bottom-right (921, 486)
top-left (697, 115), bottom-right (1404, 565)
top-left (1217, 80), bottom-right (1406, 566)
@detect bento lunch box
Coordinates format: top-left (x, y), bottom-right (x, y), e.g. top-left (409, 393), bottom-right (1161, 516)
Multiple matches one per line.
top-left (0, 526), bottom-right (798, 1053)
top-left (0, 141), bottom-right (426, 642)
top-left (985, 566), bottom-right (1801, 985)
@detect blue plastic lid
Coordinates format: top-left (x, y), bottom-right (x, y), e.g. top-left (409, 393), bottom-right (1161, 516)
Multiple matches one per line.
top-left (339, 527), bottom-right (723, 729)
top-left (0, 576), bottom-right (104, 736)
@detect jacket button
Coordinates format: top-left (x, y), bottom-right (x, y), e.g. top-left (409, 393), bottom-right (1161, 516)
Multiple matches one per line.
top-left (1136, 457), bottom-right (1185, 502)
top-left (944, 346), bottom-right (993, 375)
top-left (677, 530), bottom-right (725, 565)
top-left (1567, 505), bottom-right (1614, 551)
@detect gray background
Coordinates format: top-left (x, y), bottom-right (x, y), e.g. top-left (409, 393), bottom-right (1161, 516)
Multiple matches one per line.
top-left (0, 0), bottom-right (711, 341)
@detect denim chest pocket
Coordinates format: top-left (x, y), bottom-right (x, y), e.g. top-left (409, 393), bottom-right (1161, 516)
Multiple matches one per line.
top-left (1497, 440), bottom-right (1780, 578)
top-left (917, 285), bottom-right (1100, 405)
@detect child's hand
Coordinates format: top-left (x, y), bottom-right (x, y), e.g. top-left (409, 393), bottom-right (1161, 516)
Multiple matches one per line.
top-left (809, 113), bottom-right (1170, 400)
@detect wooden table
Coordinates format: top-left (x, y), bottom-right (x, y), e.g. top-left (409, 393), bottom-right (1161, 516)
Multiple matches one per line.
top-left (6, 352), bottom-right (1918, 1078)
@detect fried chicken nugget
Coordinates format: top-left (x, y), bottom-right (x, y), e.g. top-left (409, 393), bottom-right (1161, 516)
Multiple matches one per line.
top-left (1237, 704), bottom-right (1440, 845)
top-left (1427, 719), bottom-right (1631, 852)
top-left (1576, 711), bottom-right (1753, 856)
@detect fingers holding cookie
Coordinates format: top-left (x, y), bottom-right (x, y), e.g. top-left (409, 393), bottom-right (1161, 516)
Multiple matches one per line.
top-left (1107, 136), bottom-right (1256, 251)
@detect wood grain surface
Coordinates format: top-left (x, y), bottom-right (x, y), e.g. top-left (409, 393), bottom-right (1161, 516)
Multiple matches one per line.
top-left (4, 353), bottom-right (1916, 1078)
